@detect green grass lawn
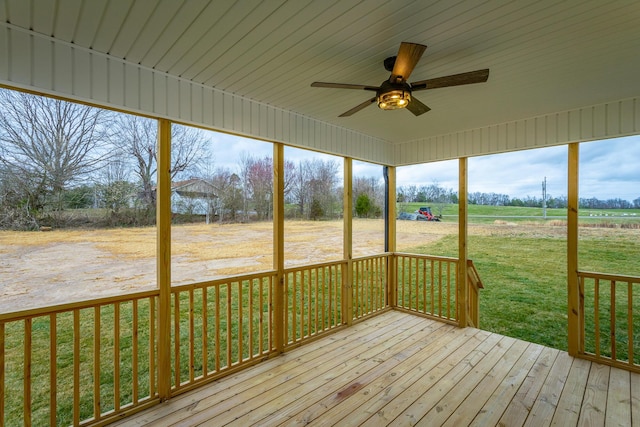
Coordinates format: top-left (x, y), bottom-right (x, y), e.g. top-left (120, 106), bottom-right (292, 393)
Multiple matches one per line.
top-left (398, 202), bottom-right (640, 224)
top-left (406, 220), bottom-right (640, 353)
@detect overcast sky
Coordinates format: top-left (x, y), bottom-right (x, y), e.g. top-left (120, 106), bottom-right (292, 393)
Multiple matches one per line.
top-left (204, 130), bottom-right (640, 202)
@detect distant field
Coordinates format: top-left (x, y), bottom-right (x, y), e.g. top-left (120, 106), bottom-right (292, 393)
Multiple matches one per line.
top-left (399, 202), bottom-right (640, 225)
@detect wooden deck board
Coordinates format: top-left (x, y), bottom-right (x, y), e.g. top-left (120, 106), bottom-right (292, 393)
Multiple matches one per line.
top-left (606, 368), bottom-right (632, 427)
top-left (524, 351), bottom-right (575, 427)
top-left (307, 325), bottom-right (481, 427)
top-left (442, 337), bottom-right (530, 427)
top-left (498, 345), bottom-right (559, 426)
top-left (468, 342), bottom-right (544, 426)
top-left (113, 311), bottom-right (640, 427)
top-left (579, 362), bottom-right (610, 425)
top-left (550, 357), bottom-right (590, 426)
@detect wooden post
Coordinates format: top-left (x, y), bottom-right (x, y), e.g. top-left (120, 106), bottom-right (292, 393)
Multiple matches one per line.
top-left (273, 143), bottom-right (285, 352)
top-left (385, 166), bottom-right (397, 307)
top-left (458, 158), bottom-right (468, 327)
top-left (567, 143), bottom-right (580, 356)
top-left (343, 158), bottom-right (353, 325)
top-left (156, 118), bottom-right (171, 400)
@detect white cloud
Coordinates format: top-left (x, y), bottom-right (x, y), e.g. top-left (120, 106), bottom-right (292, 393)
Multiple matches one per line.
top-left (579, 136), bottom-right (640, 200)
top-left (468, 146), bottom-right (568, 199)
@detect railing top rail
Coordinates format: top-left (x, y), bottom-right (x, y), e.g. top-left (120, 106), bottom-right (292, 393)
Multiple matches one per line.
top-left (351, 253), bottom-right (391, 262)
top-left (0, 288), bottom-right (160, 322)
top-left (577, 270), bottom-right (640, 283)
top-left (171, 269), bottom-right (278, 292)
top-left (467, 259), bottom-right (485, 289)
top-left (392, 252), bottom-right (459, 262)
top-left (283, 259), bottom-right (347, 274)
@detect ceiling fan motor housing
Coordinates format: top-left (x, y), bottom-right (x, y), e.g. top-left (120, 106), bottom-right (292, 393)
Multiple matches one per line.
top-left (383, 56), bottom-right (397, 72)
top-left (377, 80), bottom-right (412, 110)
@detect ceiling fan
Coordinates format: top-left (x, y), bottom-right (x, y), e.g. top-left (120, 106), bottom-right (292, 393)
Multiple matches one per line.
top-left (311, 42), bottom-right (489, 117)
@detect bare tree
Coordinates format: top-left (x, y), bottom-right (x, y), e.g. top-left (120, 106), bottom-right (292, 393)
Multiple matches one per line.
top-left (246, 156), bottom-right (273, 220)
top-left (0, 89), bottom-right (109, 211)
top-left (210, 167), bottom-right (242, 222)
top-left (96, 151), bottom-right (137, 213)
top-left (111, 117), bottom-right (209, 210)
top-left (289, 158), bottom-right (340, 219)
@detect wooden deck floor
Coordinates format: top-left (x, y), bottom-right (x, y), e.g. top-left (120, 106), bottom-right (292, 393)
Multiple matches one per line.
top-left (113, 311), bottom-right (640, 426)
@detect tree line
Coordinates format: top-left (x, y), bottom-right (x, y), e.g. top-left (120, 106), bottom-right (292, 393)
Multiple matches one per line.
top-left (399, 184), bottom-right (640, 210)
top-left (0, 89), bottom-right (387, 230)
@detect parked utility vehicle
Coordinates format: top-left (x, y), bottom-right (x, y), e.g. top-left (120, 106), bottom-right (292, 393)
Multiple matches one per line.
top-left (416, 206), bottom-right (441, 221)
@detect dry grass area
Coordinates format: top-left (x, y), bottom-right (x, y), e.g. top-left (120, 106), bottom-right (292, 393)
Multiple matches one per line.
top-left (1, 218), bottom-right (627, 313)
top-left (0, 219), bottom-right (451, 312)
top-left (0, 219), bottom-right (640, 312)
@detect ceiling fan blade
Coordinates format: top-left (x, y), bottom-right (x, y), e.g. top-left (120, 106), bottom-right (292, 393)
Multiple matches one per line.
top-left (339, 97), bottom-right (377, 117)
top-left (411, 69), bottom-right (490, 91)
top-left (390, 42), bottom-right (427, 83)
top-left (406, 96), bottom-right (431, 116)
top-left (311, 82), bottom-right (379, 91)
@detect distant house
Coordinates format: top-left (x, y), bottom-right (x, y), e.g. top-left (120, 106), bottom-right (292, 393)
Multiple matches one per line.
top-left (170, 179), bottom-right (218, 219)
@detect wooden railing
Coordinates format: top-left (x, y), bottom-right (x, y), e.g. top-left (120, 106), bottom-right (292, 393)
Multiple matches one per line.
top-left (467, 259), bottom-right (485, 328)
top-left (394, 253), bottom-right (459, 324)
top-left (0, 291), bottom-right (159, 427)
top-left (283, 261), bottom-right (344, 348)
top-left (352, 255), bottom-right (389, 320)
top-left (577, 271), bottom-right (640, 373)
top-left (0, 253), bottom-right (480, 425)
top-left (169, 272), bottom-right (276, 394)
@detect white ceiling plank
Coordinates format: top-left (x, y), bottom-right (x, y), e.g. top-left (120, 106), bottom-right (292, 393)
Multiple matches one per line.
top-left (123, 0), bottom-right (184, 65)
top-left (91, 0), bottom-right (136, 53)
top-left (182, 0), bottom-right (289, 82)
top-left (108, 0), bottom-right (165, 59)
top-left (71, 0), bottom-right (108, 47)
top-left (31, 0), bottom-right (57, 36)
top-left (0, 1), bottom-right (6, 23)
top-left (201, 0), bottom-right (321, 88)
top-left (53, 0), bottom-right (83, 42)
top-left (5, 0), bottom-right (30, 29)
top-left (155, 0), bottom-right (236, 73)
top-left (139, 0), bottom-right (211, 68)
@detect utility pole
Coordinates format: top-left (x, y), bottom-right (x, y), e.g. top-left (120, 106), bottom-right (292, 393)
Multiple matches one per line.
top-left (542, 176), bottom-right (547, 219)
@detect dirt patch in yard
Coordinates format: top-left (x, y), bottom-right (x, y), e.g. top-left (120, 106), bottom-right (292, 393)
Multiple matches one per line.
top-left (0, 218), bottom-right (600, 313)
top-left (0, 219), bottom-right (453, 312)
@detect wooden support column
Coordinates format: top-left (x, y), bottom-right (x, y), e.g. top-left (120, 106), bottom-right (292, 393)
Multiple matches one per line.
top-left (156, 118), bottom-right (171, 400)
top-left (273, 143), bottom-right (285, 352)
top-left (567, 143), bottom-right (580, 356)
top-left (343, 158), bottom-right (353, 325)
top-left (385, 166), bottom-right (397, 307)
top-left (458, 157), bottom-right (468, 327)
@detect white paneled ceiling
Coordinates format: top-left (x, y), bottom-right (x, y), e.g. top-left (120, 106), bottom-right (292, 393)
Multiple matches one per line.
top-left (2, 0), bottom-right (640, 144)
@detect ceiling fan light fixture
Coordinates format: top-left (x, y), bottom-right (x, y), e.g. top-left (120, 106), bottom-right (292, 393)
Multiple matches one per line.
top-left (378, 89), bottom-right (411, 110)
top-left (310, 42), bottom-right (488, 117)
